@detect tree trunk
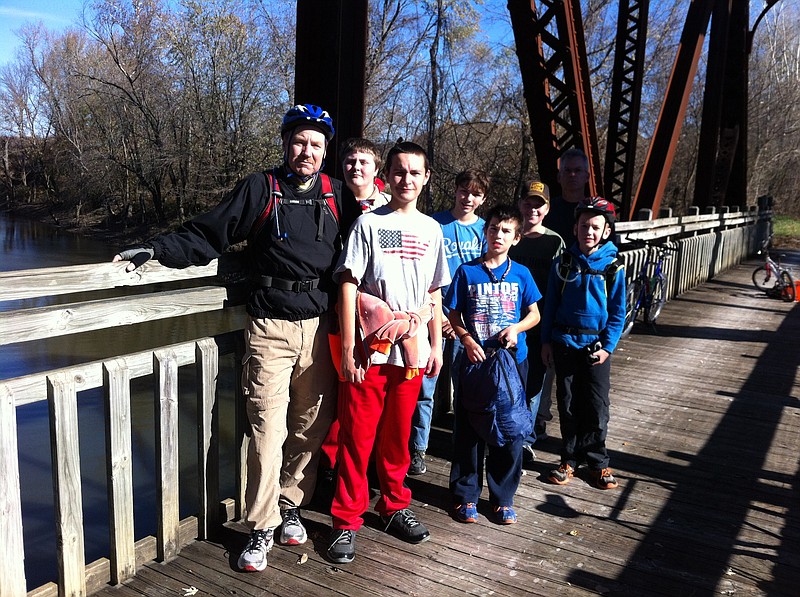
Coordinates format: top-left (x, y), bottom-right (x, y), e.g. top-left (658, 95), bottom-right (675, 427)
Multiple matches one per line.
top-left (425, 0), bottom-right (443, 214)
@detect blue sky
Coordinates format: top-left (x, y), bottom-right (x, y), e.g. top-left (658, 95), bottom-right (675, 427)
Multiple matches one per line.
top-left (0, 0), bottom-right (84, 66)
top-left (0, 0), bottom-right (516, 68)
top-left (0, 1), bottom-right (512, 66)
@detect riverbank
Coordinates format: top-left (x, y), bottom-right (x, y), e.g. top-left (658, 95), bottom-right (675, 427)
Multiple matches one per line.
top-left (0, 199), bottom-right (173, 248)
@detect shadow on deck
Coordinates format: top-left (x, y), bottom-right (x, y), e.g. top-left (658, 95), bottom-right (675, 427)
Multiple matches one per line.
top-left (94, 256), bottom-right (800, 597)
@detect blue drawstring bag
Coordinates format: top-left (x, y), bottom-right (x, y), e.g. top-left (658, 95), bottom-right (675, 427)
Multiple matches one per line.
top-left (458, 347), bottom-right (532, 447)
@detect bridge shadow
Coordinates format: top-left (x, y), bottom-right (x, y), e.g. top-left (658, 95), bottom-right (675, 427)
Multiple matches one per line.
top-left (569, 298), bottom-right (799, 594)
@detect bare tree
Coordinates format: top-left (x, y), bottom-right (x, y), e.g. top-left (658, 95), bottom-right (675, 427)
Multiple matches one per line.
top-left (748, 2), bottom-right (800, 215)
top-left (2, 0), bottom-right (798, 236)
top-left (167, 0), bottom-right (283, 211)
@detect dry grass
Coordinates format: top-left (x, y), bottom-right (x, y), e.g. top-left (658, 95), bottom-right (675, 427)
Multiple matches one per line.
top-left (773, 216), bottom-right (800, 249)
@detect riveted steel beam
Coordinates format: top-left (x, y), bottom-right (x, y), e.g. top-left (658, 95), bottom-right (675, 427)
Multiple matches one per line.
top-left (631, 0), bottom-right (714, 218)
top-left (508, 0), bottom-right (601, 198)
top-left (604, 0), bottom-right (649, 217)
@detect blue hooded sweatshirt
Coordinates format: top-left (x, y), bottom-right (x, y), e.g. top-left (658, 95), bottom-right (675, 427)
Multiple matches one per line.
top-left (540, 240), bottom-right (626, 353)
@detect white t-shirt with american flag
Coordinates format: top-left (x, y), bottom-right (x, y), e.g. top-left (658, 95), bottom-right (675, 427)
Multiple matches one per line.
top-left (335, 205), bottom-right (451, 368)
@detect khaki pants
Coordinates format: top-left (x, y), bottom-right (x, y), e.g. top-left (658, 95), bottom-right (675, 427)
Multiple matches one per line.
top-left (242, 313), bottom-right (337, 530)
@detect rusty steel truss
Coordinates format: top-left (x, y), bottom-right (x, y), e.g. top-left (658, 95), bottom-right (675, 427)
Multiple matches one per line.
top-left (508, 0), bottom-right (603, 198)
top-left (293, 0), bottom-right (767, 220)
top-left (604, 0), bottom-right (650, 217)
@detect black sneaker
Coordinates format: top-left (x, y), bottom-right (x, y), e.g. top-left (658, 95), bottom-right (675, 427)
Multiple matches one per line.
top-left (408, 450), bottom-right (427, 475)
top-left (327, 529), bottom-right (356, 564)
top-left (548, 463), bottom-right (574, 485)
top-left (590, 467), bottom-right (619, 490)
top-left (381, 508), bottom-right (430, 544)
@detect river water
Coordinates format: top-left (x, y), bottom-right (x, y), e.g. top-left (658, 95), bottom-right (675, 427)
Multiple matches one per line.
top-left (0, 212), bottom-right (242, 590)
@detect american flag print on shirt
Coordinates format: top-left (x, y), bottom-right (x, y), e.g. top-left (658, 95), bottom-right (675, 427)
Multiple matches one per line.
top-left (378, 229), bottom-right (430, 260)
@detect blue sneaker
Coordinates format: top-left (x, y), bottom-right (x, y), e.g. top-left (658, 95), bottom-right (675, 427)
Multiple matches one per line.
top-left (454, 503), bottom-right (478, 523)
top-left (493, 506), bottom-right (517, 525)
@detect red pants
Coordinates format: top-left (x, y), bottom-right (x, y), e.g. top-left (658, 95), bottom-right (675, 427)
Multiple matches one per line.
top-left (331, 364), bottom-right (423, 530)
top-left (320, 392), bottom-right (342, 469)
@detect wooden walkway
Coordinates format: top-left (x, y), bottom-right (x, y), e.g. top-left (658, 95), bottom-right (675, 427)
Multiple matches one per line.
top-left (93, 255), bottom-right (800, 597)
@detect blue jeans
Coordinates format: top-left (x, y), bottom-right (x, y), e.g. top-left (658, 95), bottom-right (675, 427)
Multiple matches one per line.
top-left (410, 338), bottom-right (464, 452)
top-left (522, 329), bottom-right (554, 447)
top-left (523, 366), bottom-right (554, 447)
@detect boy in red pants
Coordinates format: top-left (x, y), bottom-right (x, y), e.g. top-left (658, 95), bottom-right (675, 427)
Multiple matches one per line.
top-left (327, 141), bottom-right (450, 563)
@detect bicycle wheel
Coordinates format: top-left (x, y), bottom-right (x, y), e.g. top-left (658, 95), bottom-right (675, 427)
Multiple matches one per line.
top-left (621, 279), bottom-right (642, 338)
top-left (645, 275), bottom-right (667, 323)
top-left (752, 266), bottom-right (773, 291)
top-left (779, 271), bottom-right (796, 302)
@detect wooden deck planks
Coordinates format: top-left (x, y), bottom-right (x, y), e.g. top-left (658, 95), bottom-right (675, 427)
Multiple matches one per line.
top-left (92, 258), bottom-right (800, 597)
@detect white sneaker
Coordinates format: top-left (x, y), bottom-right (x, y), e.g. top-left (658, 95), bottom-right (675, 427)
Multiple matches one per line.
top-left (279, 508), bottom-right (307, 545)
top-left (237, 528), bottom-right (274, 572)
top-left (522, 444), bottom-right (536, 463)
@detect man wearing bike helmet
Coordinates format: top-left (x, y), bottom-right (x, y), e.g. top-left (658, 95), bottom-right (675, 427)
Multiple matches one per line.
top-left (114, 104), bottom-right (345, 573)
top-left (540, 196), bottom-right (626, 491)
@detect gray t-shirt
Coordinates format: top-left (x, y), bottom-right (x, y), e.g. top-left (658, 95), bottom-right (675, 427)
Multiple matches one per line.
top-left (335, 205), bottom-right (451, 368)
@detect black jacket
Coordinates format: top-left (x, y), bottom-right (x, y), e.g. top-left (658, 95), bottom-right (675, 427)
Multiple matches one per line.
top-left (150, 167), bottom-right (344, 320)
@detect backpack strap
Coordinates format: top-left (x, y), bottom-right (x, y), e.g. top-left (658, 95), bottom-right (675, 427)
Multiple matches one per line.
top-left (249, 172), bottom-right (340, 243)
top-left (558, 254), bottom-right (622, 296)
top-left (249, 170), bottom-right (282, 242)
top-left (557, 252), bottom-right (574, 294)
top-left (603, 258), bottom-right (623, 296)
top-left (320, 173), bottom-right (339, 223)
top-left (314, 173), bottom-right (339, 242)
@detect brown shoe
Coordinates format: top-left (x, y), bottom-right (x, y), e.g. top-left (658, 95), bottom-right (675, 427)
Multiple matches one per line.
top-left (590, 468), bottom-right (619, 490)
top-left (548, 463), bottom-right (574, 485)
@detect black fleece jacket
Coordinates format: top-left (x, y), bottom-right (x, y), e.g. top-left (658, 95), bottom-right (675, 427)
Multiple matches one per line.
top-left (149, 166), bottom-right (346, 320)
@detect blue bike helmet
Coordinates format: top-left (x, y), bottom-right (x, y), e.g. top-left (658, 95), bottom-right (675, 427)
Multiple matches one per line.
top-left (281, 104), bottom-right (335, 141)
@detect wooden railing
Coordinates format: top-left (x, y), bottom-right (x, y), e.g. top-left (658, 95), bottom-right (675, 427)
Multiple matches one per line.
top-left (616, 205), bottom-right (768, 304)
top-left (1, 256), bottom-right (250, 597)
top-left (0, 205), bottom-right (769, 596)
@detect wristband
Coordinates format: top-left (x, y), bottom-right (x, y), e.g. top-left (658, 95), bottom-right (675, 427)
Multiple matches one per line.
top-left (459, 332), bottom-right (471, 342)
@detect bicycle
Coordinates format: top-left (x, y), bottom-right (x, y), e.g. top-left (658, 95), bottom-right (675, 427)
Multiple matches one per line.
top-left (752, 235), bottom-right (796, 302)
top-left (621, 241), bottom-right (678, 338)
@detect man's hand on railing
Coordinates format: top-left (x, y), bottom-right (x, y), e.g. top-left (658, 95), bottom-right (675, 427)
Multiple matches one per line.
top-left (113, 245), bottom-right (155, 272)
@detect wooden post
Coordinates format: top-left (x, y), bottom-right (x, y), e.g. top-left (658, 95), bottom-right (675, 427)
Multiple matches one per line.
top-left (196, 339), bottom-right (220, 540)
top-left (294, 0), bottom-right (368, 179)
top-left (154, 351), bottom-right (180, 562)
top-left (0, 386), bottom-right (27, 596)
top-left (48, 373), bottom-right (87, 597)
top-left (103, 359), bottom-right (136, 584)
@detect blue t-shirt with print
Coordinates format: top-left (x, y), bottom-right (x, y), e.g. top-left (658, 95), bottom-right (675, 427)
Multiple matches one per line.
top-left (432, 211), bottom-right (486, 299)
top-left (445, 257), bottom-right (541, 363)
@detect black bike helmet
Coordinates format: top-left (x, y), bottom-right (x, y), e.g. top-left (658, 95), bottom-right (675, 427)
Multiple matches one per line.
top-left (280, 104), bottom-right (335, 141)
top-left (574, 196), bottom-right (617, 226)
